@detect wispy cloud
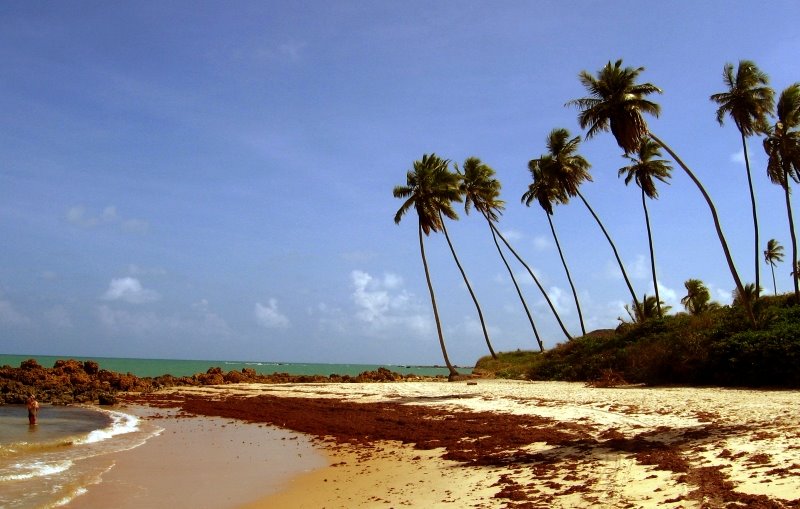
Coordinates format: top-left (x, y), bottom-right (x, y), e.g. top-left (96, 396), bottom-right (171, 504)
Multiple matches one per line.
top-left (0, 298), bottom-right (30, 326)
top-left (348, 270), bottom-right (429, 336)
top-left (67, 205), bottom-right (149, 233)
top-left (102, 277), bottom-right (160, 304)
top-left (255, 299), bottom-right (290, 329)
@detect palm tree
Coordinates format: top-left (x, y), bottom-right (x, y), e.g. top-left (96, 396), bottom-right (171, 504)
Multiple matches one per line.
top-left (764, 239), bottom-right (785, 296)
top-left (534, 128), bottom-right (641, 312)
top-left (624, 294), bottom-right (671, 324)
top-left (710, 60), bottom-right (775, 298)
top-left (733, 283), bottom-right (761, 309)
top-left (522, 161), bottom-right (586, 335)
top-left (437, 208), bottom-right (497, 359)
top-left (456, 157), bottom-right (570, 351)
top-left (618, 139), bottom-right (672, 317)
top-left (393, 154), bottom-right (461, 379)
top-left (764, 83), bottom-right (800, 302)
top-left (567, 59), bottom-right (755, 326)
top-left (681, 279), bottom-right (718, 315)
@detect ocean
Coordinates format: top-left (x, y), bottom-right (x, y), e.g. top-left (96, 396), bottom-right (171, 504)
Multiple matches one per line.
top-left (0, 405), bottom-right (161, 508)
top-left (0, 354), bottom-right (470, 378)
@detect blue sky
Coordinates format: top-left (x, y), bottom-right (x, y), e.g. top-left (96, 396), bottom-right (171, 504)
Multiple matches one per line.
top-left (1, 1), bottom-right (799, 365)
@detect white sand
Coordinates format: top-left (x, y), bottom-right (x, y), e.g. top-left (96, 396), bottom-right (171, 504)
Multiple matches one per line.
top-left (168, 380), bottom-right (800, 508)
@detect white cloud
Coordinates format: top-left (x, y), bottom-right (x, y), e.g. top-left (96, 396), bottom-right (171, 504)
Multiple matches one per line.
top-left (255, 299), bottom-right (290, 329)
top-left (102, 277), bottom-right (160, 304)
top-left (67, 205), bottom-right (149, 233)
top-left (631, 254), bottom-right (649, 279)
top-left (500, 228), bottom-right (523, 241)
top-left (349, 270), bottom-right (429, 335)
top-left (730, 149), bottom-right (746, 165)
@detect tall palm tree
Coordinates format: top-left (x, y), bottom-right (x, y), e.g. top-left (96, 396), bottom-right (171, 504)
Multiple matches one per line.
top-left (710, 60), bottom-right (775, 298)
top-left (458, 156), bottom-right (571, 345)
top-left (764, 238), bottom-right (784, 296)
top-left (618, 139), bottom-right (672, 317)
top-left (567, 59), bottom-right (755, 326)
top-left (436, 208), bottom-right (497, 359)
top-left (681, 279), bottom-right (718, 315)
top-left (393, 154), bottom-right (461, 379)
top-left (764, 83), bottom-right (800, 302)
top-left (522, 162), bottom-right (586, 335)
top-left (534, 128), bottom-right (641, 312)
top-left (457, 158), bottom-right (543, 351)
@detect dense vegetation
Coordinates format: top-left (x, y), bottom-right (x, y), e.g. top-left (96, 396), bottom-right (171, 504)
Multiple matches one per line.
top-left (475, 294), bottom-right (800, 387)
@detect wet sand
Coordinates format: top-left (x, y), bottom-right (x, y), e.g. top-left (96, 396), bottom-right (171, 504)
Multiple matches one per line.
top-left (65, 407), bottom-right (325, 509)
top-left (121, 380), bottom-right (800, 508)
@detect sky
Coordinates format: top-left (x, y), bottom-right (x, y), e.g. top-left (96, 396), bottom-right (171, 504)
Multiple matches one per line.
top-left (1, 1), bottom-right (799, 366)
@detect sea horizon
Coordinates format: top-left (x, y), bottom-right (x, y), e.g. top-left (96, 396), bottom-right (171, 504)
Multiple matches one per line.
top-left (0, 353), bottom-right (472, 378)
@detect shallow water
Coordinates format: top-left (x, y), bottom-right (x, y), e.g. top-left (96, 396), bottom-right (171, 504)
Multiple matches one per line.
top-left (0, 405), bottom-right (161, 508)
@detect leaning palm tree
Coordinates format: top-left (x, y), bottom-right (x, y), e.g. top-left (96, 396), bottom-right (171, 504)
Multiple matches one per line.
top-left (764, 83), bottom-right (800, 302)
top-left (567, 59), bottom-right (755, 326)
top-left (458, 156), bottom-right (572, 344)
top-left (393, 154), bottom-right (461, 379)
top-left (681, 279), bottom-right (718, 315)
top-left (618, 139), bottom-right (672, 317)
top-left (437, 207), bottom-right (497, 359)
top-left (710, 60), bottom-right (775, 297)
top-left (522, 162), bottom-right (586, 335)
top-left (764, 239), bottom-right (785, 296)
top-left (535, 127), bottom-right (641, 312)
top-left (457, 157), bottom-right (543, 351)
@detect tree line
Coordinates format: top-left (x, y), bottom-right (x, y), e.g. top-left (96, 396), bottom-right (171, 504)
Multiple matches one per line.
top-left (394, 60), bottom-right (800, 379)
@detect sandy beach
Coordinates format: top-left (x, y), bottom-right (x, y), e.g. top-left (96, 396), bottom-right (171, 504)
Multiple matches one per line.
top-left (91, 380), bottom-right (800, 508)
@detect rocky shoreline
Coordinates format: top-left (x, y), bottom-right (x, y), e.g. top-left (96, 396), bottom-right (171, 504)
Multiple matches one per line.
top-left (0, 358), bottom-right (443, 405)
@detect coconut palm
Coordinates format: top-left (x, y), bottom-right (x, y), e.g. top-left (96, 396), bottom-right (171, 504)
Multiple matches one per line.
top-left (437, 208), bottom-right (497, 359)
top-left (457, 157), bottom-right (542, 350)
top-left (764, 239), bottom-right (785, 296)
top-left (681, 279), bottom-right (718, 315)
top-left (618, 139), bottom-right (672, 317)
top-left (625, 294), bottom-right (671, 324)
top-left (764, 83), bottom-right (800, 302)
top-left (458, 156), bottom-right (572, 345)
top-left (393, 154), bottom-right (461, 379)
top-left (567, 59), bottom-right (754, 326)
top-left (710, 60), bottom-right (775, 298)
top-left (733, 283), bottom-right (761, 309)
top-left (522, 161), bottom-right (586, 335)
top-left (534, 128), bottom-right (641, 312)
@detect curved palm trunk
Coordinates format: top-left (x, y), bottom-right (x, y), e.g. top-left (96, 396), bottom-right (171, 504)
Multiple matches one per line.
top-left (488, 220), bottom-right (544, 351)
top-left (741, 133), bottom-right (760, 298)
top-left (483, 211), bottom-right (573, 341)
top-left (641, 188), bottom-right (661, 316)
top-left (576, 190), bottom-right (640, 311)
top-left (439, 215), bottom-right (497, 359)
top-left (546, 212), bottom-right (586, 335)
top-left (783, 166), bottom-right (800, 301)
top-left (770, 263), bottom-right (778, 296)
top-left (417, 223), bottom-right (459, 378)
top-left (649, 133), bottom-right (756, 326)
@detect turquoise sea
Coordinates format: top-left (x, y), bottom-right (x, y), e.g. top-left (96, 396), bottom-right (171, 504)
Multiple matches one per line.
top-left (0, 354), bottom-right (470, 378)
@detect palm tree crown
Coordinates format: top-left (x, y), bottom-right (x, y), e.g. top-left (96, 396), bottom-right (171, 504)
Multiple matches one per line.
top-left (764, 84), bottom-right (800, 188)
top-left (535, 128), bottom-right (593, 199)
top-left (710, 60), bottom-right (774, 136)
top-left (458, 157), bottom-right (505, 222)
top-left (566, 59), bottom-right (662, 154)
top-left (618, 139), bottom-right (672, 199)
top-left (764, 239), bottom-right (785, 267)
top-left (393, 154), bottom-right (462, 234)
top-left (681, 279), bottom-right (716, 315)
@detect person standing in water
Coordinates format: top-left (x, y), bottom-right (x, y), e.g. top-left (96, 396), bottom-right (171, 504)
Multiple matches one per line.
top-left (27, 395), bottom-right (39, 425)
